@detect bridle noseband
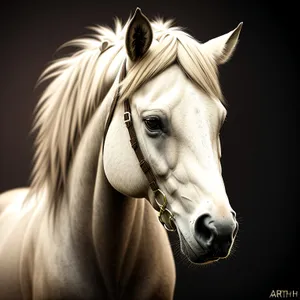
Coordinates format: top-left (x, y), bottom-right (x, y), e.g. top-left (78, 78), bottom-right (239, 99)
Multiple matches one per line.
top-left (104, 61), bottom-right (176, 232)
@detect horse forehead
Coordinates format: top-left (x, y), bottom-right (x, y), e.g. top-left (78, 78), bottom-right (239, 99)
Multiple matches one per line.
top-left (132, 65), bottom-right (224, 121)
top-left (133, 65), bottom-right (193, 111)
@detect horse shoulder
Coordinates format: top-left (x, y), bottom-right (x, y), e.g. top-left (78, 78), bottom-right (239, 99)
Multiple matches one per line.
top-left (122, 201), bottom-right (176, 300)
top-left (144, 203), bottom-right (176, 300)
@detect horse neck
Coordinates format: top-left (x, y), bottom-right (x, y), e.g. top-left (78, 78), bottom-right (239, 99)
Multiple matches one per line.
top-left (63, 83), bottom-right (148, 294)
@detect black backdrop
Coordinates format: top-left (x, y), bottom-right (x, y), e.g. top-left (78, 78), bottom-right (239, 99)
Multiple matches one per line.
top-left (0, 1), bottom-right (298, 299)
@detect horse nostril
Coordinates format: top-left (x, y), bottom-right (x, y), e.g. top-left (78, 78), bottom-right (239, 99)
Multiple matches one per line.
top-left (231, 210), bottom-right (237, 220)
top-left (232, 222), bottom-right (239, 239)
top-left (194, 214), bottom-right (216, 248)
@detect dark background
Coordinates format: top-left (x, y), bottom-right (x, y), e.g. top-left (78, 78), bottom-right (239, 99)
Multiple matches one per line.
top-left (0, 0), bottom-right (298, 299)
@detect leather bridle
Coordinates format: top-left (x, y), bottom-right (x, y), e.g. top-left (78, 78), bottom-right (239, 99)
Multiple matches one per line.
top-left (103, 60), bottom-right (176, 232)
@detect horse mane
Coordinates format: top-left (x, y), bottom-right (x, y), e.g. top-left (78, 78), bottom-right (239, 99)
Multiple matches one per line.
top-left (28, 16), bottom-right (223, 214)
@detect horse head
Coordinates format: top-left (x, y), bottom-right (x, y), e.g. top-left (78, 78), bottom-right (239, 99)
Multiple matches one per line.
top-left (103, 8), bottom-right (242, 264)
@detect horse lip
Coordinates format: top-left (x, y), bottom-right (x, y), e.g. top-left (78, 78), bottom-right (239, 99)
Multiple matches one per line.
top-left (177, 228), bottom-right (206, 260)
top-left (192, 255), bottom-right (220, 265)
top-left (177, 229), bottom-right (223, 264)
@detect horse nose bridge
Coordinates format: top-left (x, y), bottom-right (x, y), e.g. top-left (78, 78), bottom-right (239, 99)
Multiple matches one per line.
top-left (180, 157), bottom-right (225, 191)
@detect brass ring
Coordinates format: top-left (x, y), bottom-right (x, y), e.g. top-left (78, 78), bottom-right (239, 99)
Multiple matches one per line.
top-left (154, 189), bottom-right (176, 232)
top-left (154, 189), bottom-right (167, 209)
top-left (162, 208), bottom-right (177, 232)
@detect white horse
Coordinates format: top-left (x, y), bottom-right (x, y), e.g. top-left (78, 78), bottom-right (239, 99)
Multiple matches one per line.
top-left (0, 8), bottom-right (242, 300)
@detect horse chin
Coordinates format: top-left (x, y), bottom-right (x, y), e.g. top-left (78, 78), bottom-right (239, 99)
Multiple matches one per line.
top-left (183, 248), bottom-right (221, 265)
top-left (188, 254), bottom-right (220, 265)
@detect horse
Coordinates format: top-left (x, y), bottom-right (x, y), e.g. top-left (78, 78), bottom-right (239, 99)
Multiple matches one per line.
top-left (0, 8), bottom-right (242, 300)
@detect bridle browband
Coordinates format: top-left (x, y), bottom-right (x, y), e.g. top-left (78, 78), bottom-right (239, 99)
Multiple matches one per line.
top-left (103, 60), bottom-right (176, 232)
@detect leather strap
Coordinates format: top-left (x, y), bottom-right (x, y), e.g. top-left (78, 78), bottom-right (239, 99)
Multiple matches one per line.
top-left (103, 60), bottom-right (160, 194)
top-left (123, 100), bottom-right (176, 231)
top-left (102, 60), bottom-right (176, 231)
top-left (123, 99), bottom-right (159, 192)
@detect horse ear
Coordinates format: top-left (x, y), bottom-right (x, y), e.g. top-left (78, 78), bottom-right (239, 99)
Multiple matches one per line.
top-left (125, 8), bottom-right (153, 62)
top-left (201, 22), bottom-right (243, 64)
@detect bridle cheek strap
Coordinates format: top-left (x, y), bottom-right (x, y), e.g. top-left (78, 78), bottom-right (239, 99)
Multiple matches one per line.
top-left (104, 60), bottom-right (176, 232)
top-left (123, 99), bottom-right (176, 232)
top-left (123, 101), bottom-right (159, 192)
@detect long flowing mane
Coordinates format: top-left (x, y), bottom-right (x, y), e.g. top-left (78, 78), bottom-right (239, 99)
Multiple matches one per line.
top-left (29, 17), bottom-right (223, 214)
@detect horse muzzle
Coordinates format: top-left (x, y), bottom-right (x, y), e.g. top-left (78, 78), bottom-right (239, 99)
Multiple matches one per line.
top-left (189, 212), bottom-right (239, 264)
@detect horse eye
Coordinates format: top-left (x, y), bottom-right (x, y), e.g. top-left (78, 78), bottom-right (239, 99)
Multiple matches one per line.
top-left (143, 116), bottom-right (163, 132)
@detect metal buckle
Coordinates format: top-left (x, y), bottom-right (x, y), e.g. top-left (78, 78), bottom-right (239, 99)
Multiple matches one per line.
top-left (124, 112), bottom-right (131, 123)
top-left (160, 210), bottom-right (176, 232)
top-left (154, 189), bottom-right (176, 232)
top-left (154, 189), bottom-right (167, 209)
